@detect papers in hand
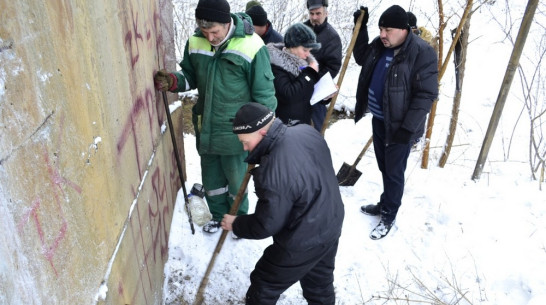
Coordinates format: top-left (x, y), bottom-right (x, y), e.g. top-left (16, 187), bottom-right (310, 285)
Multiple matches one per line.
top-left (310, 72), bottom-right (338, 105)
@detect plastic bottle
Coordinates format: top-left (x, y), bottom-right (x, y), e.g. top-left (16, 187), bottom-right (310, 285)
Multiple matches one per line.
top-left (187, 183), bottom-right (212, 226)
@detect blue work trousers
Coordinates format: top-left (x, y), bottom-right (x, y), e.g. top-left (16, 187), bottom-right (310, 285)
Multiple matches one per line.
top-left (372, 117), bottom-right (412, 223)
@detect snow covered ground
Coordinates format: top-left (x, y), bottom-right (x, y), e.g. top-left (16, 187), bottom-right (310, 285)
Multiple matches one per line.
top-left (163, 1), bottom-right (546, 304)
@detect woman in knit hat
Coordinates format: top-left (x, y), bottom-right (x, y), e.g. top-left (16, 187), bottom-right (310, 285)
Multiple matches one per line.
top-left (266, 23), bottom-right (321, 126)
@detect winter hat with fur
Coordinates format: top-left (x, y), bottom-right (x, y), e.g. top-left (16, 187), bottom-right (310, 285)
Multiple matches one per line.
top-left (378, 5), bottom-right (409, 29)
top-left (232, 103), bottom-right (274, 134)
top-left (195, 0), bottom-right (231, 24)
top-left (246, 5), bottom-right (268, 26)
top-left (284, 23), bottom-right (321, 49)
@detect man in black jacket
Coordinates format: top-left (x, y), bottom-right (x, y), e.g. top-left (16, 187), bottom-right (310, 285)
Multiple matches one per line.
top-left (221, 103), bottom-right (345, 304)
top-left (245, 3), bottom-right (283, 44)
top-left (353, 5), bottom-right (438, 240)
top-left (304, 0), bottom-right (342, 132)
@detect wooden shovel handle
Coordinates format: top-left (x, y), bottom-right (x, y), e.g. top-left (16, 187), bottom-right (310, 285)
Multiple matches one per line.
top-left (351, 135), bottom-right (374, 168)
top-left (193, 163), bottom-right (255, 305)
top-left (320, 8), bottom-right (366, 136)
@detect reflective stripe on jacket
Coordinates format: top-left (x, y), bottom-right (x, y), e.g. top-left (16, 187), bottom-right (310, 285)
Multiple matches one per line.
top-left (174, 13), bottom-right (277, 155)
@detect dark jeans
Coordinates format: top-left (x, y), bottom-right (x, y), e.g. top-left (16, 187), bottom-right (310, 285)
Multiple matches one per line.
top-left (372, 117), bottom-right (412, 223)
top-left (311, 103), bottom-right (327, 132)
top-left (246, 240), bottom-right (339, 305)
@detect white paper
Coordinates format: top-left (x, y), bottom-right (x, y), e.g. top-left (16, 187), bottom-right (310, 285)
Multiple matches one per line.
top-left (310, 72), bottom-right (338, 105)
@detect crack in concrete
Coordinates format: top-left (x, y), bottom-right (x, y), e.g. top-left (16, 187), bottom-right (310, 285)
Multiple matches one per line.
top-left (0, 111), bottom-right (54, 165)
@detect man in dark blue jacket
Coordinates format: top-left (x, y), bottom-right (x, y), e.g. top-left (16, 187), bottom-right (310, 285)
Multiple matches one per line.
top-left (221, 103), bottom-right (345, 304)
top-left (353, 5), bottom-right (438, 240)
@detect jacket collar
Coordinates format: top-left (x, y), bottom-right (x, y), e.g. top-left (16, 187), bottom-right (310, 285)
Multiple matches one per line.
top-left (245, 119), bottom-right (285, 164)
top-left (267, 43), bottom-right (316, 76)
top-left (195, 13), bottom-right (253, 41)
top-left (304, 17), bottom-right (329, 34)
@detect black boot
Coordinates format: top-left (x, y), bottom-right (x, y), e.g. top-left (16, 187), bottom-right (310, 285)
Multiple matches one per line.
top-left (360, 203), bottom-right (380, 216)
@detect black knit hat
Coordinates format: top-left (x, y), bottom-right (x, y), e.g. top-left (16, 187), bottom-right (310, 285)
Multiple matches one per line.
top-left (246, 5), bottom-right (268, 26)
top-left (407, 12), bottom-right (417, 28)
top-left (307, 0), bottom-right (328, 10)
top-left (195, 0), bottom-right (231, 24)
top-left (378, 5), bottom-right (409, 29)
top-left (284, 23), bottom-right (321, 49)
top-left (233, 103), bottom-right (274, 134)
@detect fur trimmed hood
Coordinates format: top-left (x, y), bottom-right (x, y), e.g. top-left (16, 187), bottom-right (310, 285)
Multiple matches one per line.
top-left (266, 43), bottom-right (318, 77)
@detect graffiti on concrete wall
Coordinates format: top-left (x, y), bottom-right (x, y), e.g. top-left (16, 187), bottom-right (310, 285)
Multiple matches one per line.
top-left (17, 114), bottom-right (82, 277)
top-left (112, 0), bottom-right (180, 302)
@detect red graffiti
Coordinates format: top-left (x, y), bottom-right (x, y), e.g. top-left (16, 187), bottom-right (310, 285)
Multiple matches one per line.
top-left (150, 167), bottom-right (170, 263)
top-left (116, 88), bottom-right (160, 178)
top-left (124, 10), bottom-right (144, 69)
top-left (18, 114), bottom-right (81, 276)
top-left (115, 163), bottom-right (175, 304)
top-left (18, 198), bottom-right (66, 276)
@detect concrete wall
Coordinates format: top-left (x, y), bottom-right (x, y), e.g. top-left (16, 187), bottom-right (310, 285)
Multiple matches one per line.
top-left (0, 0), bottom-right (184, 304)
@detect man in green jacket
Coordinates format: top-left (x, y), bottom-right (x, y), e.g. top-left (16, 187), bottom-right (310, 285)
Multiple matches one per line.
top-left (154, 0), bottom-right (277, 234)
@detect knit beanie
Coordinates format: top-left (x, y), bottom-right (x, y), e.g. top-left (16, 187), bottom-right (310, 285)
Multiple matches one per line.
top-left (246, 5), bottom-right (268, 26)
top-left (284, 23), bottom-right (321, 49)
top-left (378, 5), bottom-right (409, 29)
top-left (233, 103), bottom-right (274, 134)
top-left (195, 0), bottom-right (231, 24)
top-left (307, 0), bottom-right (328, 10)
top-left (245, 0), bottom-right (262, 11)
top-left (407, 12), bottom-right (417, 28)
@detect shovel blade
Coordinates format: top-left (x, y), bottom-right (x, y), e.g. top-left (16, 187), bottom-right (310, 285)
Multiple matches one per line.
top-left (336, 162), bottom-right (362, 186)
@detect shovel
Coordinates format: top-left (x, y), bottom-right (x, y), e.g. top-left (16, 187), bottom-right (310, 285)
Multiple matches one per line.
top-left (320, 7), bottom-right (366, 136)
top-left (193, 163), bottom-right (255, 305)
top-left (337, 135), bottom-right (373, 186)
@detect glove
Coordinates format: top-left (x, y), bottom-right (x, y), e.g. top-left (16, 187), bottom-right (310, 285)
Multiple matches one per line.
top-left (353, 6), bottom-right (369, 26)
top-left (392, 128), bottom-right (413, 144)
top-left (154, 69), bottom-right (176, 91)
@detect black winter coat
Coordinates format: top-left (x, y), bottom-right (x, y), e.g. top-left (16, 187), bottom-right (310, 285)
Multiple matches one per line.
top-left (267, 43), bottom-right (320, 125)
top-left (261, 21), bottom-right (283, 44)
top-left (304, 19), bottom-right (342, 78)
top-left (232, 119), bottom-right (345, 251)
top-left (353, 26), bottom-right (439, 144)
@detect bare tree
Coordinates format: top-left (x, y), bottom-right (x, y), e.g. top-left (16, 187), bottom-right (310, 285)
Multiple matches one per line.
top-left (421, 0), bottom-right (475, 169)
top-left (438, 1), bottom-right (493, 167)
top-left (472, 0), bottom-right (541, 180)
top-left (518, 26), bottom-right (546, 186)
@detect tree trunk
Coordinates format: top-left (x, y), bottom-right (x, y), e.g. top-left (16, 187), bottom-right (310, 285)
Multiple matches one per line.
top-left (472, 0), bottom-right (539, 180)
top-left (439, 19), bottom-right (471, 168)
top-left (422, 0), bottom-right (473, 169)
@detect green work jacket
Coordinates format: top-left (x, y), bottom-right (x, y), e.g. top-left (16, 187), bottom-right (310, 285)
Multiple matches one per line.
top-left (173, 13), bottom-right (277, 155)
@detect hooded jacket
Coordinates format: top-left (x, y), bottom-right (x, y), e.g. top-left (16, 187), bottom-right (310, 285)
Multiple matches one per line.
top-left (353, 25), bottom-right (438, 144)
top-left (232, 119), bottom-right (345, 251)
top-left (173, 13), bottom-right (277, 155)
top-left (267, 43), bottom-right (319, 124)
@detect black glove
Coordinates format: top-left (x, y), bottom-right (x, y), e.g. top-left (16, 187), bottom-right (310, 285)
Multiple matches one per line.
top-left (154, 70), bottom-right (176, 91)
top-left (353, 6), bottom-right (369, 26)
top-left (392, 128), bottom-right (413, 144)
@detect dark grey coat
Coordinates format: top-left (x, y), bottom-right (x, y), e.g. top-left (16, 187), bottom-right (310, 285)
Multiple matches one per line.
top-left (232, 119), bottom-right (344, 251)
top-left (304, 18), bottom-right (342, 78)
